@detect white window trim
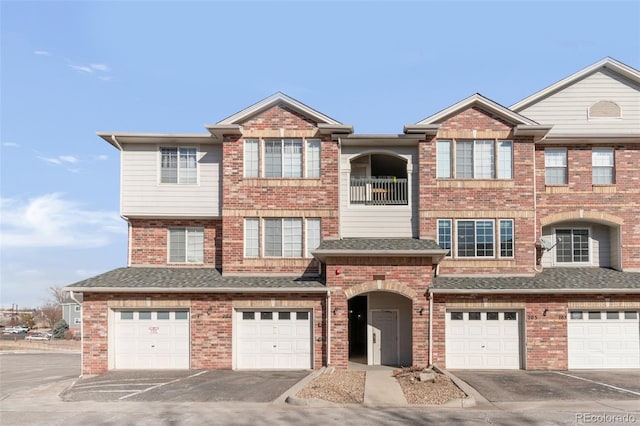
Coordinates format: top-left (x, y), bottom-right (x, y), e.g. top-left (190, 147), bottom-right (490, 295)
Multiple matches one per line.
top-left (167, 227), bottom-right (204, 264)
top-left (437, 219), bottom-right (453, 257)
top-left (244, 218), bottom-right (320, 259)
top-left (498, 219), bottom-right (515, 259)
top-left (553, 227), bottom-right (591, 266)
top-left (244, 218), bottom-right (260, 258)
top-left (243, 138), bottom-right (321, 179)
top-left (544, 147), bottom-right (568, 185)
top-left (592, 147), bottom-right (615, 185)
top-left (158, 145), bottom-right (200, 185)
top-left (74, 305), bottom-right (81, 312)
top-left (454, 219), bottom-right (496, 259)
top-left (305, 218), bottom-right (321, 258)
top-left (437, 139), bottom-right (512, 180)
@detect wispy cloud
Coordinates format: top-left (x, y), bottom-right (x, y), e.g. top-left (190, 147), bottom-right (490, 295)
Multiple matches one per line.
top-left (3, 142), bottom-right (20, 148)
top-left (95, 154), bottom-right (109, 161)
top-left (90, 63), bottom-right (110, 72)
top-left (69, 64), bottom-right (93, 74)
top-left (33, 50), bottom-right (52, 56)
top-left (68, 63), bottom-right (112, 80)
top-left (38, 154), bottom-right (79, 166)
top-left (0, 194), bottom-right (125, 249)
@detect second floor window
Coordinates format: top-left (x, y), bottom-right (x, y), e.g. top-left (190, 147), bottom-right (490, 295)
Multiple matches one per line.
top-left (244, 217), bottom-right (320, 258)
top-left (556, 229), bottom-right (589, 263)
top-left (437, 139), bottom-right (512, 179)
top-left (244, 138), bottom-right (321, 178)
top-left (545, 148), bottom-right (567, 185)
top-left (592, 148), bottom-right (614, 184)
top-left (168, 227), bottom-right (204, 263)
top-left (437, 219), bottom-right (452, 255)
top-left (440, 219), bottom-right (514, 259)
top-left (161, 147), bottom-right (197, 184)
top-left (458, 220), bottom-right (494, 257)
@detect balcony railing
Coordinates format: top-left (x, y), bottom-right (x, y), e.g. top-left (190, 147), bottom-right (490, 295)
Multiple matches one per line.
top-left (350, 177), bottom-right (408, 205)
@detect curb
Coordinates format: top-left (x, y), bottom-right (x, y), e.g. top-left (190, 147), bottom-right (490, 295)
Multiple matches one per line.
top-left (275, 367), bottom-right (326, 405)
top-left (434, 365), bottom-right (486, 407)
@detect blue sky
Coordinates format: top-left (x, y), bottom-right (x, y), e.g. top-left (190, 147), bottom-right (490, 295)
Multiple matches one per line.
top-left (1, 1), bottom-right (639, 308)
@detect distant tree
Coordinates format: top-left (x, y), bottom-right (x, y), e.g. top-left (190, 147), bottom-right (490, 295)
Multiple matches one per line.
top-left (49, 286), bottom-right (67, 305)
top-left (52, 319), bottom-right (69, 339)
top-left (19, 312), bottom-right (36, 329)
top-left (40, 302), bottom-right (62, 329)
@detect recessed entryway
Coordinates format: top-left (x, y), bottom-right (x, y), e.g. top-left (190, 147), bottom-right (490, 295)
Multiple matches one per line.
top-left (446, 310), bottom-right (522, 369)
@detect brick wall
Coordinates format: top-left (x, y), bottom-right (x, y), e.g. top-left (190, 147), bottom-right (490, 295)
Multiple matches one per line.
top-left (325, 256), bottom-right (434, 368)
top-left (129, 218), bottom-right (221, 267)
top-left (220, 104), bottom-right (340, 274)
top-left (81, 292), bottom-right (325, 374)
top-left (535, 145), bottom-right (640, 270)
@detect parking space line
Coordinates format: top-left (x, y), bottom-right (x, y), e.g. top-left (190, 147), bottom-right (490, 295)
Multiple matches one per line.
top-left (119, 370), bottom-right (208, 400)
top-left (553, 372), bottom-right (640, 397)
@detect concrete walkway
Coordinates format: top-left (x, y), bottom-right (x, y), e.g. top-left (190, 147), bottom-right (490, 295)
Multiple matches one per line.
top-left (349, 362), bottom-right (408, 407)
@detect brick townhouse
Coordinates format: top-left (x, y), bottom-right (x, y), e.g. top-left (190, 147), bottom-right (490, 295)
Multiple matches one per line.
top-left (66, 57), bottom-right (640, 375)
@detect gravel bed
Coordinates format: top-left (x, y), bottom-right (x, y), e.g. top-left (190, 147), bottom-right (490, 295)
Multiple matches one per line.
top-left (296, 369), bottom-right (365, 404)
top-left (396, 371), bottom-right (466, 405)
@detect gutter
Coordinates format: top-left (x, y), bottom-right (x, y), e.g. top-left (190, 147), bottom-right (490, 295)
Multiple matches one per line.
top-left (69, 291), bottom-right (83, 377)
top-left (429, 288), bottom-right (640, 294)
top-left (62, 286), bottom-right (330, 294)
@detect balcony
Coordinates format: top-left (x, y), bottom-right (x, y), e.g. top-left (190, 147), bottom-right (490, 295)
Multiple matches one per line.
top-left (350, 177), bottom-right (408, 205)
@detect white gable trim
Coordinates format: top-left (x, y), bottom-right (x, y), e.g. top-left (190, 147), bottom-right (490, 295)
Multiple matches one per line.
top-left (511, 57), bottom-right (640, 111)
top-left (416, 93), bottom-right (538, 126)
top-left (216, 92), bottom-right (342, 125)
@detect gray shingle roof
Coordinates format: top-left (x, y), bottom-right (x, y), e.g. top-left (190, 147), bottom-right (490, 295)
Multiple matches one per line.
top-left (316, 238), bottom-right (443, 251)
top-left (65, 267), bottom-right (326, 291)
top-left (432, 268), bottom-right (640, 293)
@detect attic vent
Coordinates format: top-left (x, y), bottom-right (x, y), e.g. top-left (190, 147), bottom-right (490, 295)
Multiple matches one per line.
top-left (373, 274), bottom-right (386, 281)
top-left (589, 100), bottom-right (621, 118)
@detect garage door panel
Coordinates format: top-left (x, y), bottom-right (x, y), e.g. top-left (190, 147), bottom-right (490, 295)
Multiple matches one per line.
top-left (568, 310), bottom-right (639, 369)
top-left (446, 311), bottom-right (521, 369)
top-left (236, 310), bottom-right (312, 369)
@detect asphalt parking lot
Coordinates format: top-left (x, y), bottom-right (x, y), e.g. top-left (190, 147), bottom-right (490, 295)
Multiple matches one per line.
top-left (61, 369), bottom-right (311, 402)
top-left (0, 352), bottom-right (80, 396)
top-left (451, 369), bottom-right (640, 402)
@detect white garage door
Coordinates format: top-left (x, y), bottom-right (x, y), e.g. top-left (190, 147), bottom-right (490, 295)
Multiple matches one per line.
top-left (446, 311), bottom-right (521, 369)
top-left (236, 310), bottom-right (312, 369)
top-left (114, 310), bottom-right (190, 369)
top-left (568, 310), bottom-right (640, 369)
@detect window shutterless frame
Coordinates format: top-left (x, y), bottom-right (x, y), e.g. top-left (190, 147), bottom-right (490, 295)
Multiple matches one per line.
top-left (245, 138), bottom-right (320, 178)
top-left (159, 146), bottom-right (198, 185)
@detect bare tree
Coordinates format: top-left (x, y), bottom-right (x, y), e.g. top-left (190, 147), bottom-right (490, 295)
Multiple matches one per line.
top-left (40, 303), bottom-right (62, 329)
top-left (19, 312), bottom-right (36, 329)
top-left (49, 286), bottom-right (67, 305)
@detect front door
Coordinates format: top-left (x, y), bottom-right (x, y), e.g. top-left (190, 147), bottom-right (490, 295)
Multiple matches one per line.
top-left (371, 310), bottom-right (398, 366)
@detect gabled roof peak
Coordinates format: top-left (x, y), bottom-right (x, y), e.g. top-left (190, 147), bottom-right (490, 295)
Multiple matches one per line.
top-left (416, 93), bottom-right (538, 126)
top-left (511, 57), bottom-right (640, 111)
top-left (216, 92), bottom-right (343, 126)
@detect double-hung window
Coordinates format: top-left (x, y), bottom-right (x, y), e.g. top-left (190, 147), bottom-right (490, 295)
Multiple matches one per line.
top-left (437, 219), bottom-right (452, 255)
top-left (592, 148), bottom-right (614, 184)
top-left (437, 139), bottom-right (511, 179)
top-left (545, 148), bottom-right (567, 185)
top-left (168, 227), bottom-right (204, 263)
top-left (457, 220), bottom-right (494, 257)
top-left (161, 147), bottom-right (197, 184)
top-left (499, 219), bottom-right (514, 258)
top-left (245, 138), bottom-right (321, 178)
top-left (556, 229), bottom-right (589, 263)
top-left (244, 218), bottom-right (320, 258)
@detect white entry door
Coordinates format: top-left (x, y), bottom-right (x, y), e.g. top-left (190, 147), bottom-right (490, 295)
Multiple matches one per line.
top-left (568, 310), bottom-right (640, 369)
top-left (371, 310), bottom-right (398, 366)
top-left (446, 311), bottom-right (521, 369)
top-left (235, 310), bottom-right (312, 369)
top-left (114, 310), bottom-right (190, 369)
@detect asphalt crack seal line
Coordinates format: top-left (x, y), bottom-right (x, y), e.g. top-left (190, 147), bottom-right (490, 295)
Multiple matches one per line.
top-left (552, 372), bottom-right (640, 397)
top-left (119, 371), bottom-right (209, 400)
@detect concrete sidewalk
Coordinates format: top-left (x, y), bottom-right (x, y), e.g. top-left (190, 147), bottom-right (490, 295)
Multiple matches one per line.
top-left (349, 363), bottom-right (408, 407)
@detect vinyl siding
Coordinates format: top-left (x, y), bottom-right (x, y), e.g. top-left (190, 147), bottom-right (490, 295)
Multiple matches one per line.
top-left (519, 69), bottom-right (640, 136)
top-left (340, 147), bottom-right (418, 238)
top-left (121, 144), bottom-right (221, 217)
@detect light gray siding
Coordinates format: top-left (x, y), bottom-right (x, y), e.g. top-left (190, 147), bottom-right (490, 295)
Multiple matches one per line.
top-left (340, 147), bottom-right (418, 238)
top-left (519, 69), bottom-right (640, 136)
top-left (541, 222), bottom-right (612, 268)
top-left (121, 144), bottom-right (221, 217)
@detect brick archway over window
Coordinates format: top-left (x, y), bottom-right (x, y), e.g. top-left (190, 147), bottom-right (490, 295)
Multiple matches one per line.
top-left (343, 281), bottom-right (418, 300)
top-left (540, 210), bottom-right (623, 227)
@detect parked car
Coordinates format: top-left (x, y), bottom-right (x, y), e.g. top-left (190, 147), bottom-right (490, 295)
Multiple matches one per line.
top-left (25, 332), bottom-right (51, 341)
top-left (3, 327), bottom-right (20, 334)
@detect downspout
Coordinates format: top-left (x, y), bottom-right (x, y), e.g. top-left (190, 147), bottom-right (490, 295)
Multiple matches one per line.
top-left (69, 291), bottom-right (83, 377)
top-left (326, 289), bottom-right (331, 366)
top-left (337, 137), bottom-right (342, 239)
top-left (428, 290), bottom-right (434, 366)
top-left (533, 136), bottom-right (545, 272)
